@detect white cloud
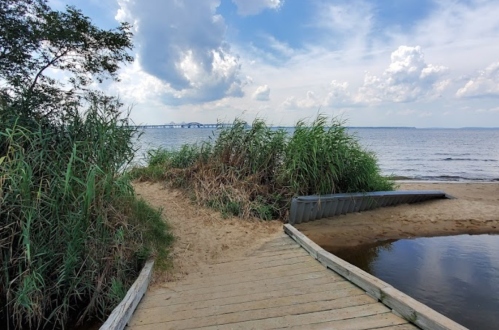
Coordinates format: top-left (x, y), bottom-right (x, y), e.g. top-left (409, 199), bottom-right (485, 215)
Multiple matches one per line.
top-left (456, 62), bottom-right (499, 98)
top-left (231, 0), bottom-right (283, 16)
top-left (357, 46), bottom-right (449, 103)
top-left (279, 91), bottom-right (321, 111)
top-left (252, 85), bottom-right (271, 101)
top-left (115, 0), bottom-right (244, 105)
top-left (324, 80), bottom-right (352, 107)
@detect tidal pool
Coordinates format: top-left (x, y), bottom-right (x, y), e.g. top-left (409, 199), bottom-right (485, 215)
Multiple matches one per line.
top-left (330, 234), bottom-right (499, 330)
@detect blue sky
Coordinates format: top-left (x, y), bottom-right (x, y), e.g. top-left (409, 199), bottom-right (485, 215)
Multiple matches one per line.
top-left (50, 0), bottom-right (499, 127)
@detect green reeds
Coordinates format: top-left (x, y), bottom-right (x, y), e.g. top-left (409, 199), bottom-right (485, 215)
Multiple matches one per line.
top-left (0, 102), bottom-right (173, 329)
top-left (133, 115), bottom-right (394, 221)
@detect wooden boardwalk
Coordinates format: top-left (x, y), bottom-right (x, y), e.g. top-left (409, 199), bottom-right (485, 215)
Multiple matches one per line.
top-left (126, 233), bottom-right (417, 330)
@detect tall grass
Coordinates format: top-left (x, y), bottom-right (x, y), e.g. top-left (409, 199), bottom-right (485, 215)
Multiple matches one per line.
top-left (132, 115), bottom-right (394, 220)
top-left (0, 101), bottom-right (173, 329)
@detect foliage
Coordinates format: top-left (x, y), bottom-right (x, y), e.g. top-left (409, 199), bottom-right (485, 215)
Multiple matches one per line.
top-left (0, 0), bottom-right (133, 123)
top-left (282, 116), bottom-right (394, 195)
top-left (134, 115), bottom-right (394, 221)
top-left (0, 1), bottom-right (172, 329)
top-left (0, 102), bottom-right (173, 329)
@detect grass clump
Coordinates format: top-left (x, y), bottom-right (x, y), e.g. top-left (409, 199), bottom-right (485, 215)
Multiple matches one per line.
top-left (134, 115), bottom-right (394, 221)
top-left (0, 101), bottom-right (173, 329)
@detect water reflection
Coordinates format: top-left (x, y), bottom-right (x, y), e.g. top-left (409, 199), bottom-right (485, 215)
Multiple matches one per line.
top-left (330, 234), bottom-right (499, 330)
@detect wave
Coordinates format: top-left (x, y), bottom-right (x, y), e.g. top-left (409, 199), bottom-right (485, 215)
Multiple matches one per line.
top-left (393, 175), bottom-right (499, 182)
top-left (442, 158), bottom-right (498, 162)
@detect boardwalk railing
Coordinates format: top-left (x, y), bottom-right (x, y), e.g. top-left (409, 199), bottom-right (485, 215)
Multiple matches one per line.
top-left (289, 190), bottom-right (455, 224)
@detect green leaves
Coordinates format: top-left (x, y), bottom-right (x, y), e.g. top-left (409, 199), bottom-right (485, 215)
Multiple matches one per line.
top-left (0, 100), bottom-right (172, 329)
top-left (0, 0), bottom-right (133, 122)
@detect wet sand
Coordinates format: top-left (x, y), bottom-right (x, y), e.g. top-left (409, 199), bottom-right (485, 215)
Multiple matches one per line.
top-left (296, 183), bottom-right (499, 252)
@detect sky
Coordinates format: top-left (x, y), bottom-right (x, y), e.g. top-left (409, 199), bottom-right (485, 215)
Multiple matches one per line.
top-left (49, 0), bottom-right (499, 127)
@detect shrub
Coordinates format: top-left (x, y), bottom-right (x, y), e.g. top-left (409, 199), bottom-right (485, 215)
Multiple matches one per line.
top-left (135, 115), bottom-right (394, 221)
top-left (0, 101), bottom-right (173, 329)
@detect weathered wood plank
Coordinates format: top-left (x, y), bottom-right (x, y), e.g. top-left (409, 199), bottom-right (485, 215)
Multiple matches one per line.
top-left (176, 254), bottom-right (313, 282)
top-left (376, 323), bottom-right (420, 330)
top-left (138, 277), bottom-right (354, 310)
top-left (130, 293), bottom-right (374, 327)
top-left (283, 313), bottom-right (408, 330)
top-left (380, 287), bottom-right (468, 330)
top-left (152, 260), bottom-right (324, 292)
top-left (128, 303), bottom-right (389, 330)
top-left (142, 272), bottom-right (337, 307)
top-left (100, 260), bottom-right (154, 330)
top-left (134, 285), bottom-right (365, 322)
top-left (284, 223), bottom-right (325, 258)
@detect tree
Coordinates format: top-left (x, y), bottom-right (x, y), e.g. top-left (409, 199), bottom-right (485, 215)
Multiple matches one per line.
top-left (0, 0), bottom-right (133, 122)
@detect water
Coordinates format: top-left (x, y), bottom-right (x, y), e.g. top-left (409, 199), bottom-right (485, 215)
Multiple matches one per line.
top-left (136, 127), bottom-right (499, 181)
top-left (332, 234), bottom-right (499, 330)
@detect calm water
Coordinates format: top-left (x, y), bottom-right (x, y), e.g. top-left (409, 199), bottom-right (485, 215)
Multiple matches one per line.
top-left (136, 128), bottom-right (499, 181)
top-left (332, 235), bottom-right (499, 330)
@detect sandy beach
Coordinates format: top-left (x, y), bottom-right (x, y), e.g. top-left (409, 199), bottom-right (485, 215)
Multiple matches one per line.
top-left (296, 182), bottom-right (499, 252)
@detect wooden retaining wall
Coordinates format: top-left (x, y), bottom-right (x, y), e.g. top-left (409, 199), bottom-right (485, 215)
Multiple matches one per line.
top-left (289, 190), bottom-right (455, 224)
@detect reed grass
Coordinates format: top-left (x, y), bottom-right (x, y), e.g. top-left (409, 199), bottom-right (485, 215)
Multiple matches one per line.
top-left (0, 101), bottom-right (173, 329)
top-left (132, 115), bottom-right (394, 220)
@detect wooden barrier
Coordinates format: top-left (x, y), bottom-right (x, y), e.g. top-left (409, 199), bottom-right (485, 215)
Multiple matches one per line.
top-left (289, 190), bottom-right (455, 224)
top-left (284, 224), bottom-right (469, 330)
top-left (100, 260), bottom-right (154, 330)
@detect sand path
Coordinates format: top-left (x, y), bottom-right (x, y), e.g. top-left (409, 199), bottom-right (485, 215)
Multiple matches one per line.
top-left (133, 182), bottom-right (283, 284)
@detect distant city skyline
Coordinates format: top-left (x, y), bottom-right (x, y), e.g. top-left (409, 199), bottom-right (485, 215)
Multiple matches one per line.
top-left (50, 0), bottom-right (499, 127)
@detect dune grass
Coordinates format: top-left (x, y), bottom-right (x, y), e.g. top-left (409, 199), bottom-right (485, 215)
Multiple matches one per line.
top-left (0, 102), bottom-right (173, 329)
top-left (131, 115), bottom-right (394, 220)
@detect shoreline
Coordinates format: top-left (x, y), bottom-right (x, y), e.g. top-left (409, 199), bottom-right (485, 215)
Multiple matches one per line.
top-left (296, 182), bottom-right (499, 252)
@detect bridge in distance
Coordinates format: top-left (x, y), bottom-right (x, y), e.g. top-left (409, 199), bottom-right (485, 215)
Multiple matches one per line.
top-left (134, 122), bottom-right (234, 129)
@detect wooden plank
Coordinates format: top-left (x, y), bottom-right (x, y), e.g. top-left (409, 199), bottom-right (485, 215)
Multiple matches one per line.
top-left (184, 248), bottom-right (310, 278)
top-left (377, 323), bottom-right (420, 330)
top-left (251, 243), bottom-right (301, 254)
top-left (284, 224), bottom-right (325, 258)
top-left (284, 313), bottom-right (408, 330)
top-left (138, 277), bottom-right (354, 310)
top-left (100, 260), bottom-right (154, 330)
top-left (154, 260), bottom-right (324, 292)
top-left (134, 286), bottom-right (366, 322)
top-left (380, 287), bottom-right (468, 330)
top-left (135, 283), bottom-right (363, 321)
top-left (179, 254), bottom-right (313, 281)
top-left (317, 250), bottom-right (391, 300)
top-left (130, 292), bottom-right (374, 327)
top-left (127, 303), bottom-right (390, 330)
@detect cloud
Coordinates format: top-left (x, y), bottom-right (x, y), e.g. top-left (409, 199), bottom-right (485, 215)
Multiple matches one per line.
top-left (231, 0), bottom-right (283, 16)
top-left (252, 85), bottom-right (270, 101)
top-left (115, 0), bottom-right (244, 105)
top-left (280, 91), bottom-right (321, 111)
top-left (357, 46), bottom-right (449, 103)
top-left (456, 62), bottom-right (499, 98)
top-left (324, 80), bottom-right (352, 107)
